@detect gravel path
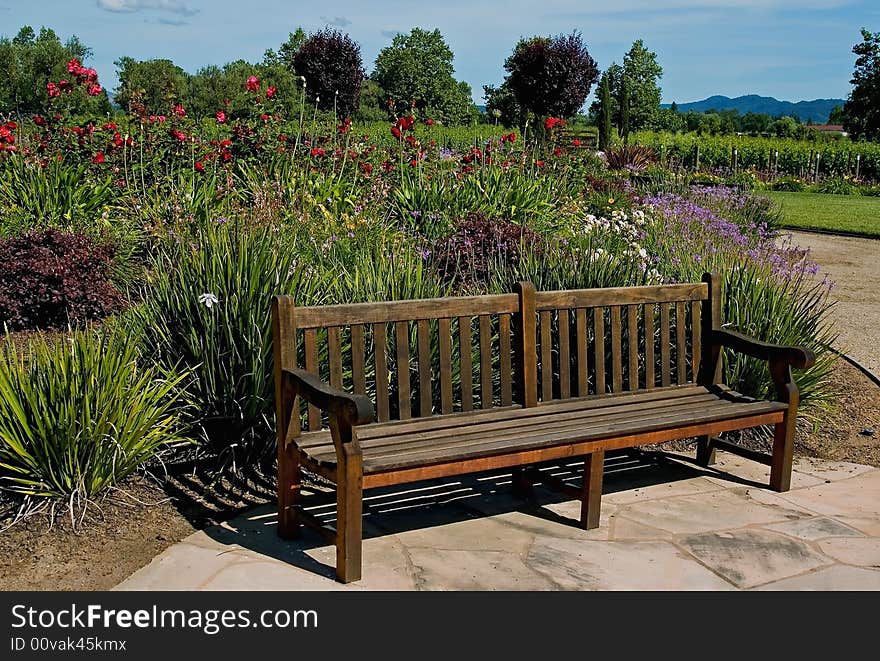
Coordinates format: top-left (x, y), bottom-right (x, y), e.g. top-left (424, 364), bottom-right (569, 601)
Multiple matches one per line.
top-left (787, 231), bottom-right (880, 376)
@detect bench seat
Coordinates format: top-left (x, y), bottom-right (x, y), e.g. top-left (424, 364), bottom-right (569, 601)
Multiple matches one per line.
top-left (295, 385), bottom-right (786, 478)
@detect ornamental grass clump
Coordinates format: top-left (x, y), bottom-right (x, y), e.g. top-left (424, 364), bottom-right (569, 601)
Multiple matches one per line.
top-left (126, 221), bottom-right (314, 460)
top-left (0, 330), bottom-right (188, 509)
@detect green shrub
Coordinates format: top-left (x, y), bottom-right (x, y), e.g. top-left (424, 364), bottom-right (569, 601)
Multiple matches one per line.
top-left (126, 221), bottom-right (315, 459)
top-left (812, 176), bottom-right (858, 195)
top-left (771, 177), bottom-right (806, 192)
top-left (0, 330), bottom-right (188, 504)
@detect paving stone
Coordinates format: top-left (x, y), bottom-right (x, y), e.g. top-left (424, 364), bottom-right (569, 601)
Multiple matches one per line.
top-left (792, 459), bottom-right (877, 483)
top-left (603, 477), bottom-right (724, 505)
top-left (816, 538), bottom-right (880, 567)
top-left (678, 529), bottom-right (831, 589)
top-left (620, 488), bottom-right (806, 535)
top-left (406, 548), bottom-right (557, 590)
top-left (777, 471), bottom-right (880, 518)
top-left (610, 516), bottom-right (674, 541)
top-left (762, 517), bottom-right (865, 541)
top-left (114, 543), bottom-right (243, 591)
top-left (837, 517), bottom-right (880, 537)
top-left (527, 538), bottom-right (733, 590)
top-left (488, 505), bottom-right (617, 540)
top-left (701, 453), bottom-right (824, 490)
top-left (394, 515), bottom-right (534, 553)
top-left (754, 565), bottom-right (880, 591)
top-left (200, 559), bottom-right (351, 591)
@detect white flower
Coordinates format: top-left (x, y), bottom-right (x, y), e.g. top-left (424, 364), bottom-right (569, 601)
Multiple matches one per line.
top-left (199, 292), bottom-right (219, 308)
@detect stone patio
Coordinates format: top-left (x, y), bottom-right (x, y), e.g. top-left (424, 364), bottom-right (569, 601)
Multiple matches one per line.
top-left (115, 450), bottom-right (880, 591)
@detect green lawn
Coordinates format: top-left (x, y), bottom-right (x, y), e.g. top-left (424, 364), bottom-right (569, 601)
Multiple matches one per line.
top-left (766, 191), bottom-right (880, 237)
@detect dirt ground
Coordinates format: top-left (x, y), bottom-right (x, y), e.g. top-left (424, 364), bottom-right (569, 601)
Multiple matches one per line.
top-left (787, 230), bottom-right (880, 376)
top-left (1, 358), bottom-right (877, 592)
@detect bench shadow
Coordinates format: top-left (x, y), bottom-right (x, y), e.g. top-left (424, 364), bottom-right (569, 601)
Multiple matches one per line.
top-left (196, 448), bottom-right (769, 580)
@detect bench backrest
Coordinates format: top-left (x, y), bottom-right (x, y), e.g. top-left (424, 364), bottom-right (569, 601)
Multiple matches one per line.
top-left (273, 275), bottom-right (721, 433)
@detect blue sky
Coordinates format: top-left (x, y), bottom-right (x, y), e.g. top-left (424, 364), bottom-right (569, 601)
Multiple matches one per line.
top-left (3, 0), bottom-right (877, 104)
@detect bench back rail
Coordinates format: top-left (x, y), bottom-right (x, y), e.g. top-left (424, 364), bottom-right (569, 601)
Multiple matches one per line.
top-left (275, 278), bottom-right (719, 434)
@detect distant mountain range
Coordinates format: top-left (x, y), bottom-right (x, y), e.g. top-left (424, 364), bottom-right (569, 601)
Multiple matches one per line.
top-left (662, 95), bottom-right (845, 124)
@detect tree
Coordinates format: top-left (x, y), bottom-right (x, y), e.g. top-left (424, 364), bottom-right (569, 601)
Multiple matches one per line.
top-left (598, 75), bottom-right (612, 149)
top-left (0, 26), bottom-right (110, 115)
top-left (353, 79), bottom-right (390, 123)
top-left (483, 80), bottom-right (524, 128)
top-left (828, 104), bottom-right (847, 125)
top-left (115, 57), bottom-right (189, 115)
top-left (293, 28), bottom-right (364, 118)
top-left (503, 31), bottom-right (599, 119)
top-left (372, 28), bottom-right (477, 124)
top-left (843, 28), bottom-right (880, 140)
top-left (620, 79), bottom-right (630, 144)
top-left (620, 39), bottom-right (663, 131)
top-left (654, 106), bottom-right (685, 133)
top-left (589, 63), bottom-right (622, 134)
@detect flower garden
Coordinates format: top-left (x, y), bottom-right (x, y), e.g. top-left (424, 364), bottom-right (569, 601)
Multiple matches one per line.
top-left (0, 63), bottom-right (838, 520)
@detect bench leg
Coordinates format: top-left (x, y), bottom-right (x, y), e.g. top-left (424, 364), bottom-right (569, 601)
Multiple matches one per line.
top-left (335, 456), bottom-right (363, 583)
top-left (511, 466), bottom-right (533, 498)
top-left (770, 416), bottom-right (795, 493)
top-left (277, 441), bottom-right (301, 539)
top-left (695, 435), bottom-right (717, 467)
top-left (580, 451), bottom-right (605, 530)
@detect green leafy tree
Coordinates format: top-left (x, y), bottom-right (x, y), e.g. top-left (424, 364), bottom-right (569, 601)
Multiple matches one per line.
top-left (0, 26), bottom-right (109, 115)
top-left (352, 79), bottom-right (389, 123)
top-left (620, 79), bottom-right (630, 144)
top-left (828, 104), bottom-right (847, 125)
top-left (843, 28), bottom-right (880, 140)
top-left (115, 57), bottom-right (189, 115)
top-left (372, 28), bottom-right (476, 124)
top-left (590, 64), bottom-right (622, 135)
top-left (654, 106), bottom-right (685, 133)
top-left (598, 75), bottom-right (613, 149)
top-left (621, 39), bottom-right (663, 131)
top-left (483, 80), bottom-right (524, 127)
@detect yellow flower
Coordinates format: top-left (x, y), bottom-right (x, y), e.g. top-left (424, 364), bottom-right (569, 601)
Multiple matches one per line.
top-left (608, 197), bottom-right (615, 204)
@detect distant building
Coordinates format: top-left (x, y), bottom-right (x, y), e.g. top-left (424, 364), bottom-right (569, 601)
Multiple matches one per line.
top-left (806, 124), bottom-right (849, 137)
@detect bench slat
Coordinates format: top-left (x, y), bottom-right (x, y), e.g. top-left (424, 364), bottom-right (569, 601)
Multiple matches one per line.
top-left (351, 325), bottom-right (366, 395)
top-left (304, 328), bottom-right (321, 430)
top-left (374, 323), bottom-right (390, 422)
top-left (417, 320), bottom-right (432, 417)
top-left (438, 318), bottom-right (453, 414)
top-left (691, 300), bottom-right (702, 382)
top-left (540, 311), bottom-right (553, 402)
top-left (610, 306), bottom-right (623, 393)
top-left (459, 317), bottom-right (473, 411)
top-left (296, 293), bottom-right (519, 328)
top-left (575, 308), bottom-right (588, 396)
top-left (499, 314), bottom-right (512, 406)
top-left (328, 326), bottom-right (343, 390)
top-left (627, 305), bottom-right (639, 391)
top-left (558, 309), bottom-right (570, 399)
top-left (660, 303), bottom-right (671, 387)
top-left (593, 308), bottom-right (606, 394)
top-left (395, 321), bottom-right (411, 420)
top-left (479, 315), bottom-right (492, 409)
top-left (645, 304), bottom-right (655, 389)
top-left (676, 301), bottom-right (687, 385)
top-left (534, 283), bottom-right (707, 311)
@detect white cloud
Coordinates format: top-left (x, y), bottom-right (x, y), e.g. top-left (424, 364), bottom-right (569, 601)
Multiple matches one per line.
top-left (320, 16), bottom-right (352, 28)
top-left (96, 0), bottom-right (198, 16)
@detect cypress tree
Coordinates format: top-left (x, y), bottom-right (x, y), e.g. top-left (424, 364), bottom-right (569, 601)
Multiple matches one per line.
top-left (598, 75), bottom-right (612, 150)
top-left (620, 79), bottom-right (631, 145)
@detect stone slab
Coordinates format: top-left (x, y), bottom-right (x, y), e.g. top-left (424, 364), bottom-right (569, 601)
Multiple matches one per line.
top-left (754, 565), bottom-right (880, 591)
top-left (762, 517), bottom-right (866, 541)
top-left (678, 529), bottom-right (832, 589)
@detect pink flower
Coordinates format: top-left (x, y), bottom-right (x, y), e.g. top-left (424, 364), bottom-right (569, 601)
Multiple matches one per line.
top-left (67, 58), bottom-right (82, 74)
top-left (87, 83), bottom-right (102, 97)
top-left (266, 86), bottom-right (277, 99)
top-left (216, 110), bottom-right (226, 124)
top-left (46, 83), bottom-right (60, 98)
top-left (246, 75), bottom-right (260, 93)
top-left (173, 105), bottom-right (186, 117)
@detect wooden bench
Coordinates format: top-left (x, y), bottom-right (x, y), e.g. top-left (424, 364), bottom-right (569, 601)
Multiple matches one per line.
top-left (272, 274), bottom-right (814, 582)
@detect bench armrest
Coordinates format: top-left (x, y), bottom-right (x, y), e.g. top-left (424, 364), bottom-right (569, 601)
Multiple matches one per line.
top-left (283, 368), bottom-right (374, 427)
top-left (710, 329), bottom-right (815, 370)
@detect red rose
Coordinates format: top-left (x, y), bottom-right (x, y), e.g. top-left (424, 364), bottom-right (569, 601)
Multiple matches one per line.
top-left (87, 83), bottom-right (102, 97)
top-left (67, 58), bottom-right (82, 74)
top-left (310, 147), bottom-right (325, 157)
top-left (554, 147), bottom-right (563, 157)
top-left (34, 116), bottom-right (46, 127)
top-left (261, 114), bottom-right (269, 122)
top-left (92, 152), bottom-right (105, 164)
top-left (424, 119), bottom-right (434, 126)
top-left (572, 139), bottom-right (581, 147)
top-left (536, 160), bottom-right (545, 167)
top-left (246, 75), bottom-right (260, 92)
top-left (195, 161), bottom-right (205, 173)
top-left (174, 105), bottom-right (186, 117)
top-left (390, 126), bottom-right (402, 140)
top-left (266, 86), bottom-right (277, 99)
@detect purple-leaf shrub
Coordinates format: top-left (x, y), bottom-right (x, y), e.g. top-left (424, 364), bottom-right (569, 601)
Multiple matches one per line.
top-left (0, 229), bottom-right (122, 331)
